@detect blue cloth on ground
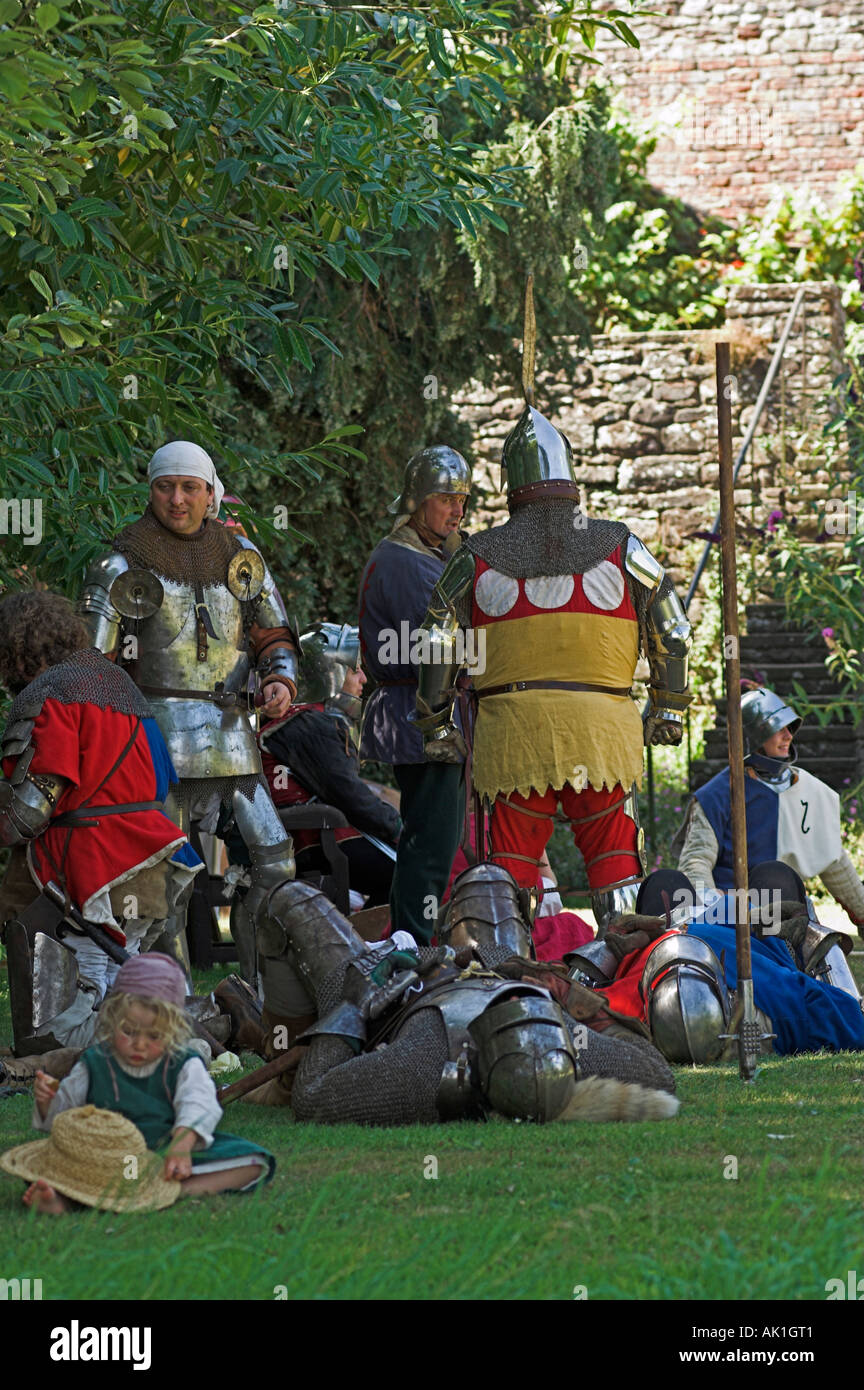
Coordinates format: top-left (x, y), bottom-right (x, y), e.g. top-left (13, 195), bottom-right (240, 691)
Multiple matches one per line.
top-left (688, 911), bottom-right (864, 1055)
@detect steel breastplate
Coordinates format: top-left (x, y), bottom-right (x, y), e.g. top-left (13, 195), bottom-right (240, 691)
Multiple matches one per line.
top-left (123, 578), bottom-right (260, 779)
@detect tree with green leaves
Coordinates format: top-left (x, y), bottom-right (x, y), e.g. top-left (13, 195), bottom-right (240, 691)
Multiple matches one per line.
top-left (0, 0), bottom-right (643, 597)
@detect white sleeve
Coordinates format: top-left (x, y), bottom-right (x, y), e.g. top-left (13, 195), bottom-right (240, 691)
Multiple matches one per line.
top-left (676, 800), bottom-right (720, 896)
top-left (32, 1059), bottom-right (91, 1133)
top-left (819, 849), bottom-right (864, 921)
top-left (172, 1057), bottom-right (223, 1148)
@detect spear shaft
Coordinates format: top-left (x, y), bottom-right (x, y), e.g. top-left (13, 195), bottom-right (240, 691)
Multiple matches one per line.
top-left (715, 342), bottom-right (759, 1082)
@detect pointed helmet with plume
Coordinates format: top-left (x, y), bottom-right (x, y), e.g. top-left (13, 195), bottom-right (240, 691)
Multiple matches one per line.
top-left (501, 274), bottom-right (580, 510)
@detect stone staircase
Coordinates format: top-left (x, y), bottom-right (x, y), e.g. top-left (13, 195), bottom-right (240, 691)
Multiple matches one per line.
top-left (689, 601), bottom-right (862, 793)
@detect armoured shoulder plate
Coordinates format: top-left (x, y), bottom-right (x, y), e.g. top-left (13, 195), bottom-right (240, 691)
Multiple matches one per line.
top-left (398, 974), bottom-right (545, 1120)
top-left (79, 551), bottom-right (130, 654)
top-left (399, 974), bottom-right (537, 1055)
top-left (470, 994), bottom-right (579, 1121)
top-left (435, 545), bottom-right (477, 612)
top-left (624, 534), bottom-right (664, 594)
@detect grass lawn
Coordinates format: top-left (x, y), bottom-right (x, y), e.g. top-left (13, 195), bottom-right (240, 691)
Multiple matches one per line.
top-left (1, 956), bottom-right (862, 1302)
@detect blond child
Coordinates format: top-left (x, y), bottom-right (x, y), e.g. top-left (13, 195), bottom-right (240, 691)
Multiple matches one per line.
top-left (12, 954), bottom-right (274, 1214)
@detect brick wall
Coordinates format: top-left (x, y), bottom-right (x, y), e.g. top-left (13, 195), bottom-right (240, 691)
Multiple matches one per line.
top-left (591, 0), bottom-right (864, 221)
top-left (457, 282), bottom-right (845, 598)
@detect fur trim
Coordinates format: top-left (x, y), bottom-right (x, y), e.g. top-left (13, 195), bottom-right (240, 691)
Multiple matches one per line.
top-left (557, 1075), bottom-right (680, 1123)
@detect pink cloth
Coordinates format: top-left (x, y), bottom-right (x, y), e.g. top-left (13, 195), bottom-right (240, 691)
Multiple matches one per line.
top-left (110, 952), bottom-right (186, 1007)
top-left (532, 910), bottom-right (594, 962)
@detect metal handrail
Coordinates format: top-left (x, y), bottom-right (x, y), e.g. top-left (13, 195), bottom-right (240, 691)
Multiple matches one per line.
top-left (683, 284), bottom-right (807, 613)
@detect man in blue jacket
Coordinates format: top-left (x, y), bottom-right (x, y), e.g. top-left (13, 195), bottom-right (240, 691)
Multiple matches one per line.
top-left (358, 447), bottom-right (471, 943)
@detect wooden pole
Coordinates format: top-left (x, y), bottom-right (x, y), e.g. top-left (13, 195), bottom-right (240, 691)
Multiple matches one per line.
top-left (715, 342), bottom-right (759, 1082)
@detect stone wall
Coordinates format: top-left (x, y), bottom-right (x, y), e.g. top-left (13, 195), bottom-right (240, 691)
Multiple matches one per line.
top-left (590, 0), bottom-right (864, 221)
top-left (457, 282), bottom-right (845, 597)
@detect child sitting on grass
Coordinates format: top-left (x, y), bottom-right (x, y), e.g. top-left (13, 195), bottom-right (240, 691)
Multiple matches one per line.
top-left (2, 953), bottom-right (274, 1214)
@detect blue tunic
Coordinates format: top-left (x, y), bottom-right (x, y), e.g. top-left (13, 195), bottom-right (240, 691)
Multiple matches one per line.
top-left (694, 771), bottom-right (779, 889)
top-left (358, 534), bottom-right (451, 766)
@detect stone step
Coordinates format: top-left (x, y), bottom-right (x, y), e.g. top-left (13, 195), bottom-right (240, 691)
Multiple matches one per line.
top-left (739, 632), bottom-right (826, 656)
top-left (709, 699), bottom-right (856, 727)
top-left (708, 722), bottom-right (861, 756)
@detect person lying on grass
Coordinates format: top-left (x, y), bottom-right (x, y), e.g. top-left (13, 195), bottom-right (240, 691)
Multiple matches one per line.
top-left (1, 953), bottom-right (274, 1214)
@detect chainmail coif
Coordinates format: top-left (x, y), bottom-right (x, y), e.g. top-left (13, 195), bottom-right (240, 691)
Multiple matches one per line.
top-left (113, 505), bottom-right (243, 586)
top-left (464, 499), bottom-right (629, 579)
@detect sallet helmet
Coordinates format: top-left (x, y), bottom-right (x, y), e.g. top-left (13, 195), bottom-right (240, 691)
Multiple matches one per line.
top-left (740, 687), bottom-right (800, 756)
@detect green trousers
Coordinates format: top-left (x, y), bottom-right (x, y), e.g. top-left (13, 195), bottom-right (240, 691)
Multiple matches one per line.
top-left (390, 762), bottom-right (465, 945)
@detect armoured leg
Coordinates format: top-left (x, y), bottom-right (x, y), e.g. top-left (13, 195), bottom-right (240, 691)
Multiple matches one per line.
top-left (443, 863), bottom-right (534, 966)
top-left (229, 896), bottom-right (258, 987)
top-left (257, 881), bottom-right (373, 1008)
top-left (591, 878), bottom-right (642, 939)
top-left (232, 780), bottom-right (295, 925)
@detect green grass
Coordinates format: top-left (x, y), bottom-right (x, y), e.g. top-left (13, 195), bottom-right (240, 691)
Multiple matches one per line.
top-left (2, 954), bottom-right (864, 1300)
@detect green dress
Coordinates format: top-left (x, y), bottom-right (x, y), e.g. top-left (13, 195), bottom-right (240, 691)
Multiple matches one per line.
top-left (83, 1044), bottom-right (275, 1186)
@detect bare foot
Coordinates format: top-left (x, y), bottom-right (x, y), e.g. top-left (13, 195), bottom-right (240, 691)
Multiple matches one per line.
top-left (22, 1179), bottom-right (70, 1215)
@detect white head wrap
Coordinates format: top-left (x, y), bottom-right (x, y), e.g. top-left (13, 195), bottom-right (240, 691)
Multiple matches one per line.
top-left (147, 441), bottom-right (224, 519)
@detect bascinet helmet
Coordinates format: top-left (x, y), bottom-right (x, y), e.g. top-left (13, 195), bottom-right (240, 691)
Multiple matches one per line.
top-left (640, 933), bottom-right (730, 1065)
top-left (387, 446), bottom-right (471, 517)
top-left (469, 994), bottom-right (578, 1121)
top-left (297, 623), bottom-right (360, 703)
top-left (501, 404), bottom-right (579, 510)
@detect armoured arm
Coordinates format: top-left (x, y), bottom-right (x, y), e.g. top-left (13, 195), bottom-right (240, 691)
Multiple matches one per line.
top-left (78, 552), bottom-right (130, 657)
top-left (416, 542), bottom-right (477, 745)
top-left (243, 542), bottom-right (299, 698)
top-left (625, 535), bottom-right (692, 746)
top-left (0, 764), bottom-right (68, 848)
top-left (819, 849), bottom-right (864, 926)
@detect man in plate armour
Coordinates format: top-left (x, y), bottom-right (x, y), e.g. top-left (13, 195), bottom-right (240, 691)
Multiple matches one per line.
top-left (254, 866), bottom-right (678, 1125)
top-left (78, 441), bottom-right (301, 1047)
top-left (413, 310), bottom-right (693, 934)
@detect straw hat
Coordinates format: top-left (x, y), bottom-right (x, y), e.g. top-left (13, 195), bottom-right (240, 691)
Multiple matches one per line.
top-left (0, 1106), bottom-right (180, 1212)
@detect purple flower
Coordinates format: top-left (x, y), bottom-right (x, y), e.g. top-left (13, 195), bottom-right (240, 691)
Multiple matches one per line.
top-left (765, 509), bottom-right (784, 533)
top-left (822, 627), bottom-right (835, 640)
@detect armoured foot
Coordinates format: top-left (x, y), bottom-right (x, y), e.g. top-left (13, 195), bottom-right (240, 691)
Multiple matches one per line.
top-left (23, 1180), bottom-right (70, 1215)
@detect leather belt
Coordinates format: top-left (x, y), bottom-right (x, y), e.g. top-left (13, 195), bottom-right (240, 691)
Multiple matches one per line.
top-left (138, 684), bottom-right (250, 708)
top-left (476, 680), bottom-right (632, 698)
top-left (54, 801), bottom-right (162, 827)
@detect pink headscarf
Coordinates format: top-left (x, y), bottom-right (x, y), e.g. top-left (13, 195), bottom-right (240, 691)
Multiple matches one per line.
top-left (111, 953), bottom-right (187, 1009)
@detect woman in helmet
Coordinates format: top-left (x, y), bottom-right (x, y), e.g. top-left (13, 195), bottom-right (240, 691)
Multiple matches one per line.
top-left (674, 685), bottom-right (864, 928)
